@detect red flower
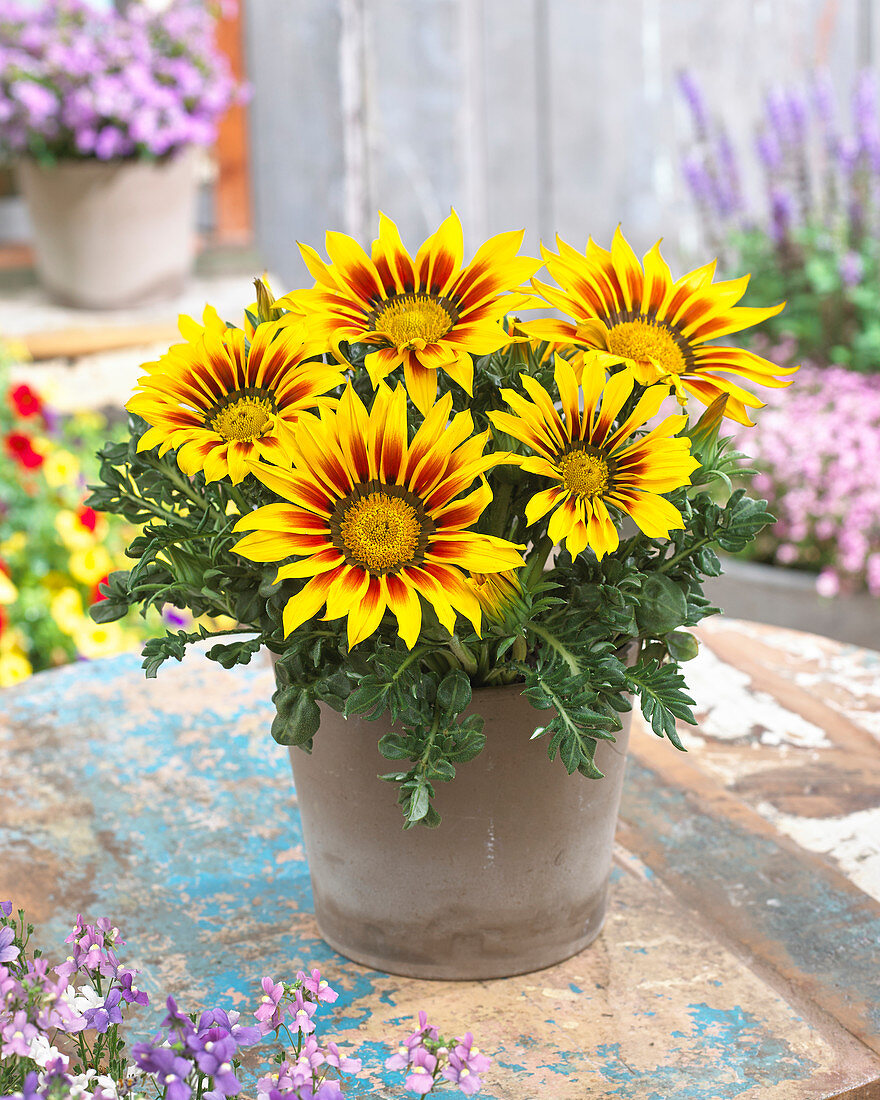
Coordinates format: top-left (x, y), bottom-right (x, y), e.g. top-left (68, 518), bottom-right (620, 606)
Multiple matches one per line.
top-left (4, 432), bottom-right (43, 470)
top-left (9, 384), bottom-right (44, 420)
top-left (0, 606), bottom-right (6, 640)
top-left (91, 574), bottom-right (110, 604)
top-left (77, 506), bottom-right (98, 532)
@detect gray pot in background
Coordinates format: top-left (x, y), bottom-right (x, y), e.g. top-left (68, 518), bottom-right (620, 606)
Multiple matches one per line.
top-left (289, 683), bottom-right (632, 980)
top-left (15, 150), bottom-right (198, 309)
top-left (706, 557), bottom-right (879, 652)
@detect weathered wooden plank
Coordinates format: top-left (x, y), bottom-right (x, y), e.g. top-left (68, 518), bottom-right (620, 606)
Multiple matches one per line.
top-left (361, 0), bottom-right (466, 249)
top-left (243, 0), bottom-right (347, 289)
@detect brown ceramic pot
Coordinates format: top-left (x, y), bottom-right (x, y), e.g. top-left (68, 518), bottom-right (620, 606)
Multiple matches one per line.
top-left (287, 682), bottom-right (632, 979)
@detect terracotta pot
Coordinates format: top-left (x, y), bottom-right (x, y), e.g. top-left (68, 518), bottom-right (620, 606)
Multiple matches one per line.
top-left (287, 682), bottom-right (632, 979)
top-left (15, 151), bottom-right (198, 309)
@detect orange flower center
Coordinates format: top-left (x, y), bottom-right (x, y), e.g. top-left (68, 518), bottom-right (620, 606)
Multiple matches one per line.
top-left (372, 293), bottom-right (456, 349)
top-left (607, 317), bottom-right (688, 376)
top-left (558, 447), bottom-right (610, 499)
top-left (207, 390), bottom-right (276, 442)
top-left (335, 484), bottom-right (432, 574)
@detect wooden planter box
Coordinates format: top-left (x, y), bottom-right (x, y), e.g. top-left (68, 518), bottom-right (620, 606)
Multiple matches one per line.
top-left (705, 558), bottom-right (879, 652)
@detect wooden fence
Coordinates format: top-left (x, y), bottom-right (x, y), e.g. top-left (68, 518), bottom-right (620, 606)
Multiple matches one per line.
top-left (244, 0), bottom-right (877, 287)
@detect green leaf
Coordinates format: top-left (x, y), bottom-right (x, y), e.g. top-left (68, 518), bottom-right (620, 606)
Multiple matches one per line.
top-left (626, 659), bottom-right (696, 749)
top-left (378, 732), bottom-right (412, 760)
top-left (667, 631), bottom-right (699, 662)
top-left (635, 574), bottom-right (688, 635)
top-left (345, 682), bottom-right (389, 719)
top-left (436, 669), bottom-right (472, 714)
top-left (271, 686), bottom-right (321, 747)
top-left (205, 637), bottom-right (263, 669)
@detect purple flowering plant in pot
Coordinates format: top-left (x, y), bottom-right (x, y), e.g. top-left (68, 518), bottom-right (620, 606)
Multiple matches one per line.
top-left (678, 70), bottom-right (880, 606)
top-left (0, 0), bottom-right (241, 308)
top-left (678, 68), bottom-right (880, 373)
top-left (86, 213), bottom-right (794, 979)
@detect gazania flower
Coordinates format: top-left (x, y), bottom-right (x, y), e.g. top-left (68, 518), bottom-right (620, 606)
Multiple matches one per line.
top-left (277, 211), bottom-right (541, 415)
top-left (524, 228), bottom-right (797, 424)
top-left (127, 319), bottom-right (344, 483)
top-left (488, 354), bottom-right (700, 559)
top-left (232, 383), bottom-right (524, 648)
top-left (468, 570), bottom-right (524, 626)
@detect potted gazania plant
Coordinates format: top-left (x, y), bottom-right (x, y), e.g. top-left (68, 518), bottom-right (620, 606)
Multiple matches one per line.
top-left (88, 213), bottom-right (796, 980)
top-left (0, 0), bottom-right (239, 308)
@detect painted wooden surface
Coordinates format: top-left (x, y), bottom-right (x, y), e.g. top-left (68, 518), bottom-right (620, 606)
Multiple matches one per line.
top-left (243, 0), bottom-right (880, 287)
top-left (2, 617), bottom-right (880, 1098)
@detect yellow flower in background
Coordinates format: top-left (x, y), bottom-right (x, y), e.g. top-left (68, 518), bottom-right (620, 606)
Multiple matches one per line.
top-left (524, 228), bottom-right (798, 425)
top-left (278, 211), bottom-right (541, 415)
top-left (69, 411), bottom-right (106, 433)
top-left (50, 587), bottom-right (85, 635)
top-left (232, 383), bottom-right (524, 649)
top-left (69, 546), bottom-right (115, 586)
top-left (0, 532), bottom-right (26, 557)
top-left (127, 318), bottom-right (344, 484)
top-left (73, 621), bottom-right (128, 660)
top-left (43, 449), bottom-right (81, 488)
top-left (55, 509), bottom-right (108, 550)
top-left (488, 354), bottom-right (700, 560)
top-left (0, 647), bottom-right (32, 687)
top-left (0, 571), bottom-right (17, 605)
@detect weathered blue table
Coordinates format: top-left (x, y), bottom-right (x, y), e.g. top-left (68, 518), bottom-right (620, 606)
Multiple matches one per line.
top-left (2, 618), bottom-right (880, 1099)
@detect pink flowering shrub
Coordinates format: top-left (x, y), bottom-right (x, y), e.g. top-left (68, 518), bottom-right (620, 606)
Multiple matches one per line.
top-left (730, 357), bottom-right (880, 596)
top-left (0, 0), bottom-right (240, 162)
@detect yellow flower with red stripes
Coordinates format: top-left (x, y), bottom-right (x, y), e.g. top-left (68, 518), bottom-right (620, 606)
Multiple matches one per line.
top-left (489, 354), bottom-right (700, 560)
top-left (524, 228), bottom-right (797, 424)
top-left (232, 383), bottom-right (524, 649)
top-left (277, 211), bottom-right (540, 415)
top-left (127, 318), bottom-right (344, 484)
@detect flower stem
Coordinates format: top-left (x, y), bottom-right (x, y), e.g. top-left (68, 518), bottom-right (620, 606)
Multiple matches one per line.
top-left (447, 635), bottom-right (479, 676)
top-left (528, 621), bottom-right (580, 675)
top-left (656, 536), bottom-right (710, 575)
top-left (523, 534), bottom-right (554, 587)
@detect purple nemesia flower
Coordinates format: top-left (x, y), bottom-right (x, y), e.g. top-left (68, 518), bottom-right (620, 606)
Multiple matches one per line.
top-left (132, 1041), bottom-right (193, 1100)
top-left (0, 924), bottom-right (19, 964)
top-left (297, 968), bottom-right (338, 1004)
top-left (288, 989), bottom-right (317, 1035)
top-left (254, 975), bottom-right (285, 1034)
top-left (324, 1041), bottom-right (361, 1074)
top-left (0, 900), bottom-right (12, 916)
top-left (83, 987), bottom-right (124, 1033)
top-left (118, 968), bottom-right (149, 1006)
top-left (191, 1027), bottom-right (240, 1096)
top-left (441, 1033), bottom-right (492, 1096)
top-left (197, 1006), bottom-right (260, 1048)
top-left (403, 1045), bottom-right (437, 1095)
top-left (163, 994), bottom-right (196, 1038)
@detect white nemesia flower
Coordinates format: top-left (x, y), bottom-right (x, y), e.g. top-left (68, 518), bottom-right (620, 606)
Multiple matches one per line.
top-left (68, 984), bottom-right (103, 1014)
top-left (26, 1032), bottom-right (69, 1069)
